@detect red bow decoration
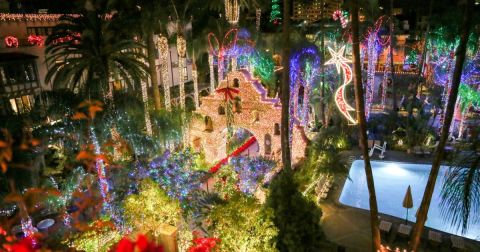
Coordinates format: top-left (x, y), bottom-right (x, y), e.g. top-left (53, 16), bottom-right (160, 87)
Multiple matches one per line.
top-left (216, 87), bottom-right (239, 101)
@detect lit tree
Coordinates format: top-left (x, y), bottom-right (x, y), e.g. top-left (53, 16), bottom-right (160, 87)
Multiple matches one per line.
top-left (207, 194), bottom-right (278, 251)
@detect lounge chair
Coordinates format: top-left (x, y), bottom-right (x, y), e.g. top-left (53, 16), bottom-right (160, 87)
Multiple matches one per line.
top-left (397, 224), bottom-right (412, 238)
top-left (451, 235), bottom-right (465, 251)
top-left (379, 220), bottom-right (392, 234)
top-left (428, 230), bottom-right (442, 247)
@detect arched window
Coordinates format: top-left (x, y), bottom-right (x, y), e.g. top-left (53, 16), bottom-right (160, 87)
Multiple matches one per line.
top-left (233, 78), bottom-right (240, 87)
top-left (204, 116), bottom-right (213, 132)
top-left (274, 123), bottom-right (280, 135)
top-left (218, 105), bottom-right (225, 115)
top-left (264, 134), bottom-right (272, 155)
top-left (233, 97), bottom-right (242, 113)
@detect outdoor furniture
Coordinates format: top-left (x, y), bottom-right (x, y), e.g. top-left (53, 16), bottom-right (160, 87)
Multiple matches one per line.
top-left (413, 146), bottom-right (424, 156)
top-left (369, 141), bottom-right (387, 159)
top-left (397, 224), bottom-right (412, 237)
top-left (379, 220), bottom-right (392, 233)
top-left (37, 218), bottom-right (55, 231)
top-left (451, 236), bottom-right (465, 251)
top-left (428, 230), bottom-right (442, 246)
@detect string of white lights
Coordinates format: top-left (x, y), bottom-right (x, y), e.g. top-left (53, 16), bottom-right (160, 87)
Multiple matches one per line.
top-left (158, 36), bottom-right (171, 111)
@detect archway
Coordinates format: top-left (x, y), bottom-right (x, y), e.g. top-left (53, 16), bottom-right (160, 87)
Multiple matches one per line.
top-left (225, 127), bottom-right (259, 158)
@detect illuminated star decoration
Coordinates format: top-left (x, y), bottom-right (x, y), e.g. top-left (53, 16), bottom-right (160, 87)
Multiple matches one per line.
top-left (324, 46), bottom-right (351, 74)
top-left (324, 46), bottom-right (357, 125)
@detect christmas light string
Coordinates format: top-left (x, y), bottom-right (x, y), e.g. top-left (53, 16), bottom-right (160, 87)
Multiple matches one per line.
top-left (5, 36), bottom-right (18, 47)
top-left (290, 46), bottom-right (321, 127)
top-left (324, 46), bottom-right (357, 125)
top-left (158, 36), bottom-right (171, 111)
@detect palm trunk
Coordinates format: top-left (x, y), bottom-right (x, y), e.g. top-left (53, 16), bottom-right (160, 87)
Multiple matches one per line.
top-left (147, 32), bottom-right (162, 111)
top-left (390, 0), bottom-right (397, 111)
top-left (281, 0), bottom-right (291, 170)
top-left (319, 0), bottom-right (326, 126)
top-left (408, 0), bottom-right (433, 117)
top-left (351, 1), bottom-right (382, 251)
top-left (409, 0), bottom-right (474, 250)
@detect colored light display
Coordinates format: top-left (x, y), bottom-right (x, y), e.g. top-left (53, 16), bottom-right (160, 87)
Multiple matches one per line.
top-left (5, 36), bottom-right (18, 48)
top-left (225, 0), bottom-right (240, 25)
top-left (158, 35), bottom-right (171, 111)
top-left (324, 46), bottom-right (357, 125)
top-left (27, 35), bottom-right (44, 46)
top-left (290, 46), bottom-right (321, 127)
top-left (332, 10), bottom-right (349, 28)
top-left (270, 0), bottom-right (282, 24)
top-left (208, 29), bottom-right (239, 84)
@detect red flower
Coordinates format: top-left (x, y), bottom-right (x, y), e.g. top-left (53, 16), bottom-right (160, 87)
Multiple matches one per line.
top-left (188, 237), bottom-right (221, 252)
top-left (112, 234), bottom-right (163, 252)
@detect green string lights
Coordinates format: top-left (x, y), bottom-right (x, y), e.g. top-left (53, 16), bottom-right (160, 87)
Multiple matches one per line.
top-left (458, 84), bottom-right (480, 112)
top-left (270, 0), bottom-right (282, 24)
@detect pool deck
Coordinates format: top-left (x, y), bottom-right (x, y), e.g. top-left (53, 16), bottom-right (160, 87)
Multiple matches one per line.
top-left (320, 148), bottom-right (480, 252)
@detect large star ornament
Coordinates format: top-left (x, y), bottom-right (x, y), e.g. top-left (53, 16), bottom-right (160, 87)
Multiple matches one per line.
top-left (324, 46), bottom-right (351, 74)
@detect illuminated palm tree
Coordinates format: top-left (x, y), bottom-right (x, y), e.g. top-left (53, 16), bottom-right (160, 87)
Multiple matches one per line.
top-left (350, 0), bottom-right (382, 251)
top-left (409, 0), bottom-right (475, 250)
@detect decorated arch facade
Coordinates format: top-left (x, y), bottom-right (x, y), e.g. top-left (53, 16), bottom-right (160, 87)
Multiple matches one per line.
top-left (189, 70), bottom-right (308, 164)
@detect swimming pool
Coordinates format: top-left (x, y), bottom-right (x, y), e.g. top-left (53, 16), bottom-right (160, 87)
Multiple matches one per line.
top-left (339, 160), bottom-right (480, 240)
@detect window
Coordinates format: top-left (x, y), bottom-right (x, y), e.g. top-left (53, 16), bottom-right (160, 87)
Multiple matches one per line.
top-left (233, 97), bottom-right (242, 113)
top-left (218, 105), bottom-right (225, 115)
top-left (9, 95), bottom-right (34, 114)
top-left (204, 116), bottom-right (213, 132)
top-left (264, 134), bottom-right (272, 155)
top-left (233, 78), bottom-right (240, 87)
top-left (274, 123), bottom-right (280, 135)
top-left (27, 26), bottom-right (53, 36)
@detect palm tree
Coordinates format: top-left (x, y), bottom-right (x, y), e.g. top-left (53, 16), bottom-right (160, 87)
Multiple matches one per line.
top-left (409, 0), bottom-right (475, 250)
top-left (440, 130), bottom-right (480, 235)
top-left (45, 8), bottom-right (148, 100)
top-left (113, 0), bottom-right (167, 110)
top-left (280, 0), bottom-right (291, 170)
top-left (389, 0), bottom-right (397, 111)
top-left (350, 1), bottom-right (382, 251)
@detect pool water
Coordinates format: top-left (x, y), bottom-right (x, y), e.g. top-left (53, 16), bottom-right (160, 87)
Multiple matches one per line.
top-left (339, 160), bottom-right (480, 240)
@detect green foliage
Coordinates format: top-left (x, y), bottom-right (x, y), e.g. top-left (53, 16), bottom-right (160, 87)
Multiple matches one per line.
top-left (266, 168), bottom-right (326, 251)
top-left (207, 194), bottom-right (278, 252)
top-left (440, 128), bottom-right (480, 235)
top-left (123, 178), bottom-right (181, 236)
top-left (45, 9), bottom-right (148, 97)
top-left (213, 165), bottom-right (238, 200)
top-left (297, 127), bottom-right (349, 193)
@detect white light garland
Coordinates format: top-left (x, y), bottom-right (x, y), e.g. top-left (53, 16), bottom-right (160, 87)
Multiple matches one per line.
top-left (177, 35), bottom-right (187, 109)
top-left (225, 0), bottom-right (240, 25)
top-left (192, 63), bottom-right (199, 108)
top-left (256, 8), bottom-right (262, 31)
top-left (0, 13), bottom-right (77, 22)
top-left (209, 54), bottom-right (216, 93)
top-left (141, 79), bottom-right (153, 135)
top-left (158, 36), bottom-right (171, 111)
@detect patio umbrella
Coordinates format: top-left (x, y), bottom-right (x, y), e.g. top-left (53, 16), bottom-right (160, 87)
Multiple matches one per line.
top-left (403, 185), bottom-right (414, 224)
